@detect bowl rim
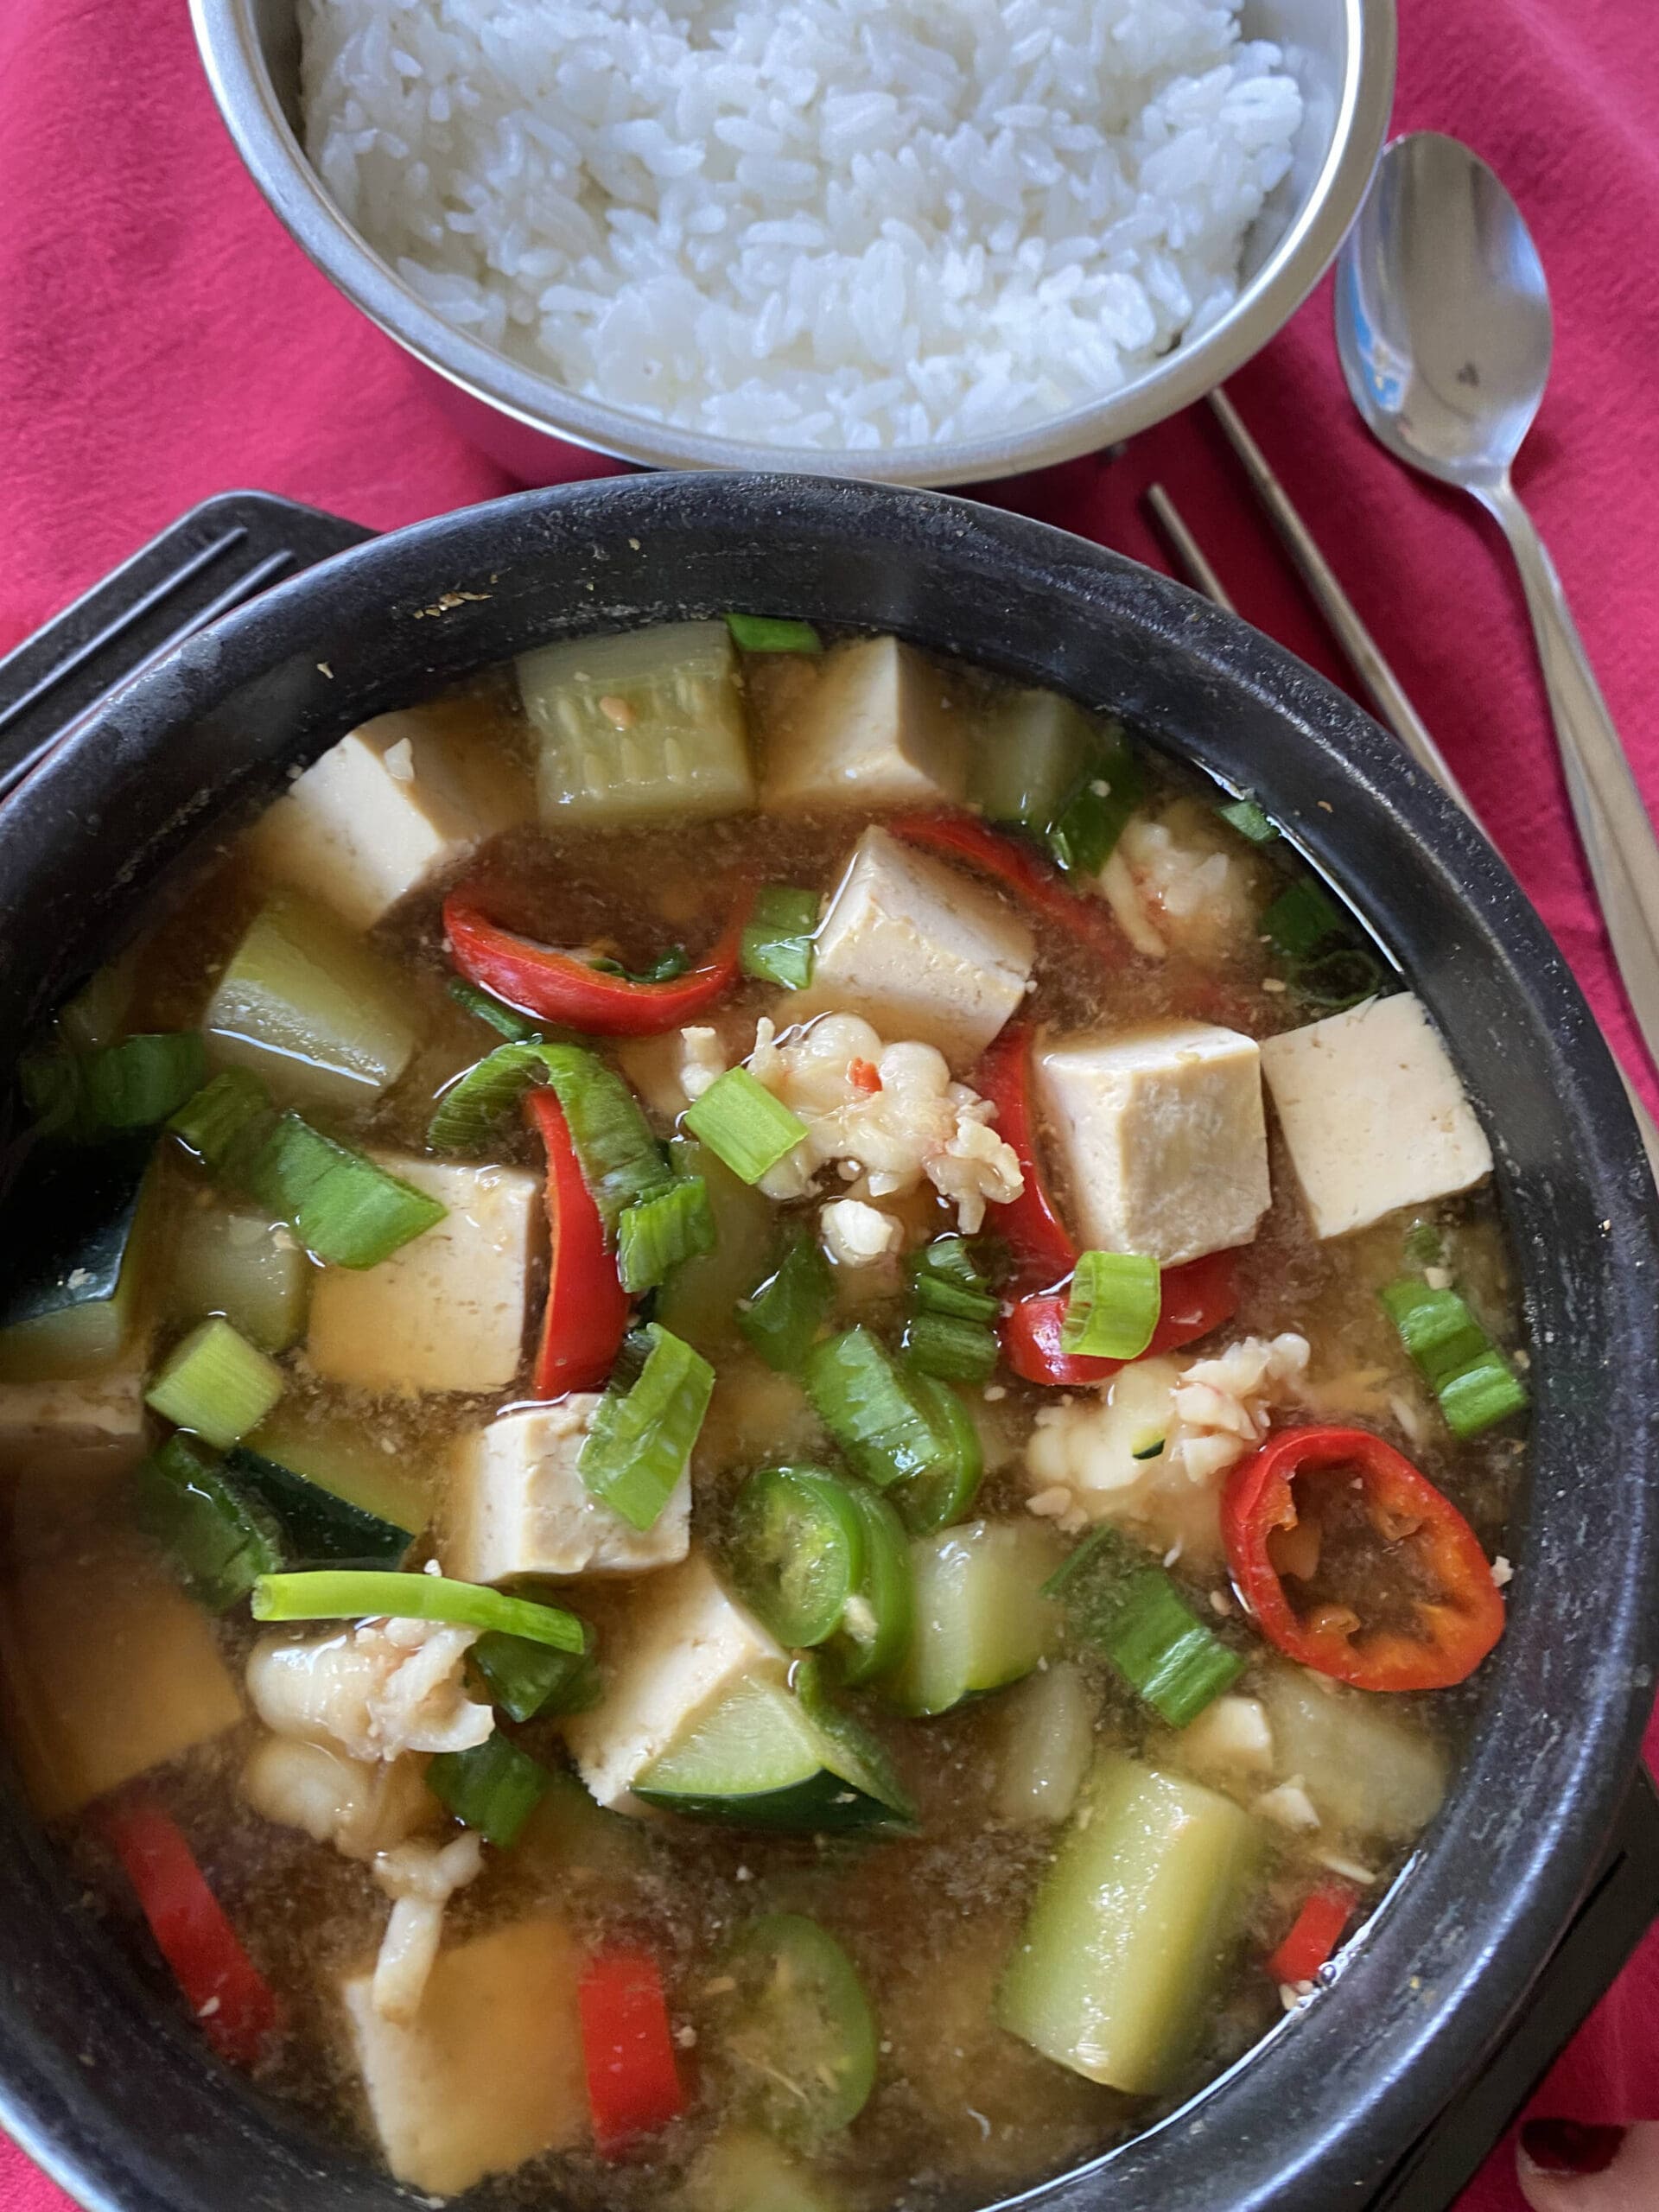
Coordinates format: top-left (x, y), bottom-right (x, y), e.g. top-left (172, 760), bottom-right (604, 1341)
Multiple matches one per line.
top-left (188, 0), bottom-right (1396, 486)
top-left (0, 473), bottom-right (1653, 2212)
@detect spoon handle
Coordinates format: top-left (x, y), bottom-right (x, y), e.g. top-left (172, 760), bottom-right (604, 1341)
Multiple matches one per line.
top-left (1478, 475), bottom-right (1659, 1080)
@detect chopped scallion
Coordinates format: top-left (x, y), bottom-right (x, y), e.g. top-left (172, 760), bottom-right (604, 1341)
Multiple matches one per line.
top-left (1262, 878), bottom-right (1345, 962)
top-left (1378, 1278), bottom-right (1528, 1439)
top-left (908, 1236), bottom-right (1000, 1322)
top-left (1046, 1529), bottom-right (1243, 1726)
top-left (1217, 795), bottom-right (1278, 844)
top-left (804, 1328), bottom-right (941, 1491)
top-left (446, 976), bottom-right (542, 1043)
top-left (741, 887), bottom-right (820, 991)
top-left (1290, 946), bottom-right (1387, 1011)
top-left (725, 613), bottom-right (823, 654)
top-left (579, 1322), bottom-right (715, 1531)
top-left (470, 1630), bottom-right (599, 1724)
top-left (888, 1371), bottom-right (984, 1532)
top-left (1061, 1251), bottom-right (1160, 1362)
top-left (25, 1033), bottom-right (207, 1141)
top-left (616, 1176), bottom-right (716, 1294)
top-left (168, 1068), bottom-right (273, 1173)
top-left (900, 1311), bottom-right (999, 1384)
top-left (737, 1230), bottom-right (834, 1372)
top-left (428, 1733), bottom-right (550, 1848)
top-left (1046, 730), bottom-right (1143, 876)
top-left (683, 1066), bottom-right (807, 1185)
top-left (251, 1569), bottom-right (586, 1650)
top-left (144, 1317), bottom-right (284, 1450)
top-left (1403, 1219), bottom-right (1446, 1270)
top-left (135, 1434), bottom-right (284, 1611)
top-left (238, 1114), bottom-right (446, 1269)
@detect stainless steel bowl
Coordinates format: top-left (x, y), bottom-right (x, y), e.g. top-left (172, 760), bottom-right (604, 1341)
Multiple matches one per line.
top-left (190, 0), bottom-right (1395, 487)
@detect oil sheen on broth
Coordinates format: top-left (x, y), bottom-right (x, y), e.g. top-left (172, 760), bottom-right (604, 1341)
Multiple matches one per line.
top-left (0, 620), bottom-right (1527, 2212)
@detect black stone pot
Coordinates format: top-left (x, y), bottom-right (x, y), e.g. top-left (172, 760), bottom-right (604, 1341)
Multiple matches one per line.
top-left (0, 475), bottom-right (1654, 2212)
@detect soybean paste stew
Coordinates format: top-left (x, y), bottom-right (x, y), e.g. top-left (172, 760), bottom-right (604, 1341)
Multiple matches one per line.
top-left (0, 618), bottom-right (1526, 2209)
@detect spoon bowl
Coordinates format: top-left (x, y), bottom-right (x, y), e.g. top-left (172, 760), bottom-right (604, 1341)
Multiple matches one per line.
top-left (1338, 130), bottom-right (1553, 488)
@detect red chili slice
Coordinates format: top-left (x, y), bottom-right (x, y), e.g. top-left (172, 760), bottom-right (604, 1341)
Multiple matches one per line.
top-left (1002, 1249), bottom-right (1240, 1387)
top-left (972, 1023), bottom-right (1077, 1293)
top-left (1267, 1879), bottom-right (1360, 1986)
top-left (97, 1791), bottom-right (280, 2066)
top-left (445, 887), bottom-right (749, 1036)
top-left (1222, 1425), bottom-right (1505, 1691)
top-left (577, 1948), bottom-right (685, 2154)
top-left (525, 1089), bottom-right (629, 1395)
top-left (889, 810), bottom-right (1128, 964)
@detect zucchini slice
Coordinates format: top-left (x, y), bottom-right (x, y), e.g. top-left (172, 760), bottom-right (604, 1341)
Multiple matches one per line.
top-left (0, 1137), bottom-right (156, 1382)
top-left (634, 1669), bottom-right (913, 1833)
top-left (225, 1447), bottom-right (413, 1569)
top-left (881, 1518), bottom-right (1063, 1718)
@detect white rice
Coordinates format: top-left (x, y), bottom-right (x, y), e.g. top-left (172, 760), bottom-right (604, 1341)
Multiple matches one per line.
top-left (299, 0), bottom-right (1302, 452)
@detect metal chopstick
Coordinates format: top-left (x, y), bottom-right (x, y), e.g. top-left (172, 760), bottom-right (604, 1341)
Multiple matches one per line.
top-left (1144, 433), bottom-right (1659, 1180)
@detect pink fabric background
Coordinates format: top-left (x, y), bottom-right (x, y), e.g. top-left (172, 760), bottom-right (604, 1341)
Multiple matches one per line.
top-left (0, 0), bottom-right (1655, 2207)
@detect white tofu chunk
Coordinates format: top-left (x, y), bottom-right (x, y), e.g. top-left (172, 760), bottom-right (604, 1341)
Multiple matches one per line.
top-left (563, 1551), bottom-right (785, 1811)
top-left (0, 1529), bottom-right (243, 1819)
top-left (0, 1349), bottom-right (150, 1479)
top-left (1259, 994), bottom-right (1493, 1240)
top-left (758, 635), bottom-right (964, 811)
top-left (443, 1398), bottom-right (690, 1583)
top-left (794, 826), bottom-right (1035, 1069)
top-left (307, 1156), bottom-right (539, 1395)
top-left (1035, 1021), bottom-right (1270, 1265)
top-left (340, 1916), bottom-right (586, 2195)
top-left (245, 706), bottom-right (532, 933)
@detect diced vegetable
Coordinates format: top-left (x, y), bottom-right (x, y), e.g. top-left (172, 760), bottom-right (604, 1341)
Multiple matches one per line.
top-left (633, 1665), bottom-right (914, 1832)
top-left (737, 1230), bottom-right (834, 1372)
top-left (1222, 1427), bottom-right (1505, 1692)
top-left (684, 2130), bottom-right (843, 2212)
top-left (900, 1310), bottom-right (998, 1384)
top-left (470, 1630), bottom-right (599, 1724)
top-left (23, 1032), bottom-right (207, 1142)
top-left (203, 893), bottom-right (418, 1111)
top-left (965, 687), bottom-right (1096, 832)
top-left (713, 1914), bottom-right (877, 2140)
top-left (995, 1753), bottom-right (1260, 2094)
top-left (825, 1482), bottom-right (913, 1687)
top-left (428, 1734), bottom-right (550, 1848)
top-left (524, 1090), bottom-right (630, 1396)
top-left (655, 1135), bottom-right (776, 1357)
top-left (244, 1402), bottom-right (432, 1535)
top-left (1379, 1276), bottom-right (1529, 1438)
top-left (683, 1066), bottom-right (807, 1185)
top-left (1262, 878), bottom-right (1346, 962)
top-left (577, 1948), bottom-right (686, 2153)
top-left (579, 1324), bottom-right (715, 1532)
top-left (251, 1570), bottom-right (585, 1652)
top-left (168, 1067), bottom-right (270, 1172)
top-left (1061, 1250), bottom-right (1160, 1362)
top-left (726, 613), bottom-right (823, 654)
top-left (1266, 1879), bottom-right (1359, 1986)
top-left (225, 1447), bottom-right (412, 1567)
top-left (728, 1465), bottom-right (865, 1649)
top-left (97, 1791), bottom-right (280, 2065)
top-left (1046, 727), bottom-right (1143, 877)
top-left (1258, 1668), bottom-right (1447, 1844)
top-left (165, 1200), bottom-right (313, 1354)
top-left (1216, 795), bottom-right (1278, 844)
top-left (804, 1327), bottom-right (941, 1491)
top-left (887, 1373), bottom-right (983, 1533)
top-left (135, 1434), bottom-right (284, 1611)
top-left (1005, 1249), bottom-right (1236, 1389)
top-left (144, 1317), bottom-right (284, 1450)
top-left (907, 1235), bottom-right (1000, 1322)
top-left (447, 976), bottom-right (543, 1043)
top-left (741, 885), bottom-right (820, 990)
top-left (989, 1661), bottom-right (1096, 1826)
top-left (1045, 1529), bottom-right (1244, 1727)
top-left (1259, 877), bottom-right (1387, 1011)
top-left (1403, 1218), bottom-right (1448, 1270)
top-left (0, 1135), bottom-right (156, 1382)
top-left (443, 886), bottom-right (748, 1038)
top-left (616, 1176), bottom-right (716, 1294)
top-left (520, 620), bottom-right (754, 825)
top-left (881, 1519), bottom-right (1061, 1717)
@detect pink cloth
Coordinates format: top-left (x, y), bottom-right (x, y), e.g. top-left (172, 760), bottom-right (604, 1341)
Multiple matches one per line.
top-left (0, 0), bottom-right (1655, 2207)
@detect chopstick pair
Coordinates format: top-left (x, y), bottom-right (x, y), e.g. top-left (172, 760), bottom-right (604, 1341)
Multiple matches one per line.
top-left (1147, 389), bottom-right (1659, 1176)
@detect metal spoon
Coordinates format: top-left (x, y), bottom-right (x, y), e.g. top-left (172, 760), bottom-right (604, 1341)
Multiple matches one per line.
top-left (1336, 130), bottom-right (1659, 1082)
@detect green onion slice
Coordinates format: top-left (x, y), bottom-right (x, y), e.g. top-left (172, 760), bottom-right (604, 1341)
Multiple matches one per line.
top-left (683, 1066), bottom-right (807, 1185)
top-left (725, 613), bottom-right (823, 654)
top-left (136, 1434), bottom-right (284, 1612)
top-left (239, 1113), bottom-right (446, 1269)
top-left (1046, 1529), bottom-right (1244, 1726)
top-left (168, 1067), bottom-right (272, 1172)
top-left (428, 1734), bottom-right (550, 1848)
top-left (1378, 1277), bottom-right (1529, 1439)
top-left (728, 1465), bottom-right (867, 1649)
top-left (737, 1230), bottom-right (834, 1372)
top-left (144, 1316), bottom-right (284, 1451)
top-left (1262, 877), bottom-right (1345, 961)
top-left (616, 1176), bottom-right (716, 1294)
top-left (1061, 1251), bottom-right (1160, 1362)
top-left (23, 1032), bottom-right (208, 1142)
top-left (578, 1322), bottom-right (715, 1531)
top-left (1217, 795), bottom-right (1278, 844)
top-left (899, 1311), bottom-right (999, 1385)
top-left (908, 1235), bottom-right (1001, 1322)
top-left (804, 1327), bottom-right (942, 1491)
top-left (469, 1630), bottom-right (599, 1724)
top-left (741, 887), bottom-right (820, 991)
top-left (888, 1373), bottom-right (984, 1534)
top-left (1046, 729), bottom-right (1143, 876)
top-left (251, 1569), bottom-right (586, 1650)
top-left (447, 976), bottom-right (543, 1043)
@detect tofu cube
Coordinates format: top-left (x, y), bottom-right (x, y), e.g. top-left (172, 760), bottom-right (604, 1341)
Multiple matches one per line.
top-left (0, 1529), bottom-right (243, 1819)
top-left (307, 1156), bottom-right (540, 1395)
top-left (443, 1399), bottom-right (690, 1583)
top-left (1259, 993), bottom-right (1492, 1239)
top-left (758, 636), bottom-right (965, 811)
top-left (245, 705), bottom-right (532, 934)
top-left (795, 826), bottom-right (1035, 1069)
top-left (563, 1551), bottom-right (784, 1811)
top-left (340, 1916), bottom-right (586, 2195)
top-left (0, 1348), bottom-right (151, 1480)
top-left (1035, 1021), bottom-right (1271, 1265)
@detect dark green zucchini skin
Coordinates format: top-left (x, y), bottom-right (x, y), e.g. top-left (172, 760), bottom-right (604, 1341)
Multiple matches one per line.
top-left (224, 1447), bottom-right (413, 1568)
top-left (0, 1134), bottom-right (154, 1330)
